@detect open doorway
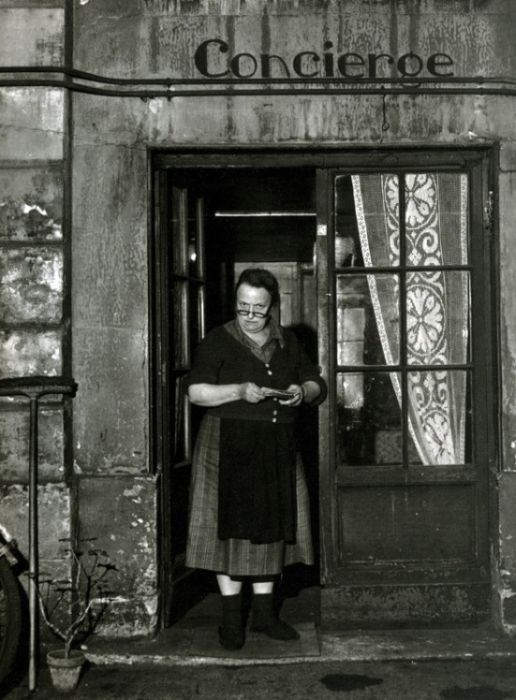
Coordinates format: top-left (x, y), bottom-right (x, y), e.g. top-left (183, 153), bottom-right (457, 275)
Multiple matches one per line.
top-left (152, 147), bottom-right (496, 632)
top-left (152, 165), bottom-right (321, 628)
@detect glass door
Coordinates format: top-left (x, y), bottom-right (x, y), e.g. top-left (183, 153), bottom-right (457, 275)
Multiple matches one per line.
top-left (154, 175), bottom-right (207, 626)
top-left (317, 154), bottom-right (495, 625)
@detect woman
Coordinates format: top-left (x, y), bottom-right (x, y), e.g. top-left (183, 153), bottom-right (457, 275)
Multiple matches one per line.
top-left (184, 268), bottom-right (326, 650)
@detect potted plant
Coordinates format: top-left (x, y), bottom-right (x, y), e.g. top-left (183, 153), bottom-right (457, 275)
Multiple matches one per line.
top-left (36, 538), bottom-right (116, 693)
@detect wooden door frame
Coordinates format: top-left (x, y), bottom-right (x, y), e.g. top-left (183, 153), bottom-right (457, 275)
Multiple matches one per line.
top-left (148, 145), bottom-right (499, 629)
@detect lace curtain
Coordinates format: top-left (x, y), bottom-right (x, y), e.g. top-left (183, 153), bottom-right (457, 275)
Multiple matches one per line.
top-left (351, 173), bottom-right (469, 465)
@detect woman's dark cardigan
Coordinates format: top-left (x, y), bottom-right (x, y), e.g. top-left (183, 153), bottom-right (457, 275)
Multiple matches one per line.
top-left (184, 324), bottom-right (327, 545)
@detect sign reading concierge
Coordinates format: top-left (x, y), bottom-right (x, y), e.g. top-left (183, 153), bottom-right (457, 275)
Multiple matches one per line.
top-left (194, 39), bottom-right (454, 79)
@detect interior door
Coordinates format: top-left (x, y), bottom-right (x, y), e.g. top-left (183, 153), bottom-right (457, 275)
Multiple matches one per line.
top-left (156, 177), bottom-right (207, 626)
top-left (316, 153), bottom-right (495, 626)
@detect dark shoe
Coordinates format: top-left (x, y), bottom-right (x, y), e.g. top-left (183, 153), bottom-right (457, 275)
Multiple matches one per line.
top-left (218, 624), bottom-right (245, 650)
top-left (250, 618), bottom-right (300, 641)
top-left (250, 592), bottom-right (300, 641)
top-left (219, 592), bottom-right (245, 650)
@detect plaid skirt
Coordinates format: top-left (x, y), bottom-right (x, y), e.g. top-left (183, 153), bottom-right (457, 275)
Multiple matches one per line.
top-left (186, 414), bottom-right (314, 576)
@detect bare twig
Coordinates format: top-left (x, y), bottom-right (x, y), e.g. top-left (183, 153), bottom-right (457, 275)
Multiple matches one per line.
top-left (35, 546), bottom-right (117, 658)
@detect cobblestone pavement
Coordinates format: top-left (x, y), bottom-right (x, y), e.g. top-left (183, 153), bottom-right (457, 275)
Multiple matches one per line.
top-left (4, 658), bottom-right (516, 699)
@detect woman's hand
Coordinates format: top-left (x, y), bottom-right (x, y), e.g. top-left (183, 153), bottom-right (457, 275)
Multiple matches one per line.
top-left (188, 382), bottom-right (264, 407)
top-left (279, 384), bottom-right (305, 407)
top-left (240, 382), bottom-right (266, 404)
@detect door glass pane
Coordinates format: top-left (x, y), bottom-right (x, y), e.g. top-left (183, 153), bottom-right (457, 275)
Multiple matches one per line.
top-left (337, 274), bottom-right (399, 366)
top-left (406, 271), bottom-right (470, 365)
top-left (172, 280), bottom-right (188, 368)
top-left (189, 283), bottom-right (202, 350)
top-left (188, 195), bottom-right (205, 278)
top-left (336, 174), bottom-right (400, 268)
top-left (301, 268), bottom-right (316, 333)
top-left (336, 371), bottom-right (401, 466)
top-left (172, 187), bottom-right (188, 275)
top-left (407, 370), bottom-right (471, 465)
top-left (173, 380), bottom-right (190, 464)
top-left (405, 173), bottom-right (469, 267)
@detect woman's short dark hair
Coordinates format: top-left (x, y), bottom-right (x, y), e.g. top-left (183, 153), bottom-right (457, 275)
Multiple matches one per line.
top-left (235, 268), bottom-right (280, 307)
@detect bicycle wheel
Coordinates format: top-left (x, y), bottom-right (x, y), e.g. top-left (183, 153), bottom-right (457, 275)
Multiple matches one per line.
top-left (0, 557), bottom-right (22, 687)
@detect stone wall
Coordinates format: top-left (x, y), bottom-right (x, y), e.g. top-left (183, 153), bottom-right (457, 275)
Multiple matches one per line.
top-left (0, 1), bottom-right (70, 624)
top-left (69, 0), bottom-right (516, 633)
top-left (2, 0), bottom-right (516, 636)
top-left (0, 1), bottom-right (157, 638)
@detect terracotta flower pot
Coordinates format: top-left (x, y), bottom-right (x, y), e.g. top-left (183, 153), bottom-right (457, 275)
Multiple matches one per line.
top-left (46, 648), bottom-right (85, 693)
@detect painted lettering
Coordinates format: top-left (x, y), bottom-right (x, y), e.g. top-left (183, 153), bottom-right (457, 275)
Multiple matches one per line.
top-left (367, 53), bottom-right (395, 79)
top-left (337, 52), bottom-right (366, 78)
top-left (230, 52), bottom-right (258, 78)
top-left (323, 41), bottom-right (335, 78)
top-left (194, 39), bottom-right (230, 78)
top-left (397, 51), bottom-right (424, 78)
top-left (260, 54), bottom-right (291, 78)
top-left (292, 51), bottom-right (320, 78)
top-left (427, 52), bottom-right (454, 77)
top-left (193, 39), bottom-right (455, 81)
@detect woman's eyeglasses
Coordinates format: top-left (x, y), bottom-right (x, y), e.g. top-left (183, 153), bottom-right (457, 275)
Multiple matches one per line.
top-left (236, 305), bottom-right (269, 319)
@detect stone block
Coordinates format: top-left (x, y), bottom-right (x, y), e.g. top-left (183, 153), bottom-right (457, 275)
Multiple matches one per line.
top-left (78, 475), bottom-right (158, 635)
top-left (0, 0), bottom-right (64, 6)
top-left (0, 407), bottom-right (64, 482)
top-left (0, 88), bottom-right (63, 161)
top-left (0, 482), bottom-right (71, 612)
top-left (498, 172), bottom-right (516, 471)
top-left (0, 9), bottom-right (64, 66)
top-left (0, 247), bottom-right (63, 323)
top-left (0, 482), bottom-right (71, 563)
top-left (499, 472), bottom-right (516, 551)
top-left (502, 595), bottom-right (516, 626)
top-left (73, 2), bottom-right (511, 79)
top-left (469, 0), bottom-right (516, 12)
top-left (498, 472), bottom-right (516, 625)
top-left (0, 329), bottom-right (62, 378)
top-left (500, 141), bottom-right (516, 173)
top-left (0, 165), bottom-right (63, 241)
top-left (73, 0), bottom-right (510, 18)
top-left (72, 326), bottom-right (147, 474)
top-left (72, 145), bottom-right (147, 329)
top-left (87, 594), bottom-right (159, 638)
top-left (73, 90), bottom-right (470, 151)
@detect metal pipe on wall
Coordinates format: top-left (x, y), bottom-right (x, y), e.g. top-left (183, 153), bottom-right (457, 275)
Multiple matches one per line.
top-left (0, 378), bottom-right (77, 693)
top-left (1, 66), bottom-right (516, 99)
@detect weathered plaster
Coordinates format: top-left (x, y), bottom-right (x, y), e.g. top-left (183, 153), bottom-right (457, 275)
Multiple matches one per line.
top-left (0, 482), bottom-right (71, 563)
top-left (500, 142), bottom-right (516, 172)
top-left (74, 0), bottom-right (516, 18)
top-left (0, 407), bottom-right (64, 482)
top-left (73, 92), bottom-right (490, 148)
top-left (0, 9), bottom-right (64, 67)
top-left (0, 166), bottom-right (63, 241)
top-left (2, 0), bottom-right (515, 637)
top-left (498, 473), bottom-right (516, 629)
top-left (499, 171), bottom-right (516, 472)
top-left (0, 88), bottom-right (64, 161)
top-left (0, 247), bottom-right (63, 323)
top-left (78, 476), bottom-right (158, 635)
top-left (68, 0), bottom-right (516, 635)
top-left (71, 146), bottom-right (147, 329)
top-left (70, 140), bottom-right (148, 473)
top-left (72, 326), bottom-right (147, 473)
top-left (73, 1), bottom-right (512, 78)
top-left (0, 482), bottom-right (71, 631)
top-left (0, 329), bottom-right (62, 378)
